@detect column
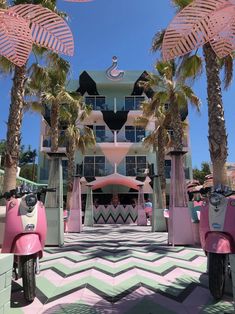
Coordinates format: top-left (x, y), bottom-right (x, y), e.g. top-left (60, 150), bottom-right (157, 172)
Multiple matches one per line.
top-left (152, 175), bottom-right (166, 232)
top-left (137, 185), bottom-right (147, 226)
top-left (84, 185), bottom-right (94, 227)
top-left (45, 155), bottom-right (64, 246)
top-left (66, 176), bottom-right (82, 233)
top-left (168, 150), bottom-right (194, 245)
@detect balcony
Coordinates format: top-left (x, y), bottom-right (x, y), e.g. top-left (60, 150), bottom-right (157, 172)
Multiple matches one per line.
top-left (84, 96), bottom-right (146, 112)
top-left (85, 96), bottom-right (110, 111)
top-left (124, 96), bottom-right (145, 111)
top-left (82, 164), bottom-right (148, 178)
top-left (83, 164), bottom-right (114, 177)
top-left (41, 136), bottom-right (67, 154)
top-left (94, 129), bottom-right (114, 143)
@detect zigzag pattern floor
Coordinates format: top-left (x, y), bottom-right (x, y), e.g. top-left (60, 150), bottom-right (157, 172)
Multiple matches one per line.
top-left (10, 225), bottom-right (234, 313)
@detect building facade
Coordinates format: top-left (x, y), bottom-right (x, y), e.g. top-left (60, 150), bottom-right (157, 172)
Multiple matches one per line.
top-left (38, 59), bottom-right (193, 212)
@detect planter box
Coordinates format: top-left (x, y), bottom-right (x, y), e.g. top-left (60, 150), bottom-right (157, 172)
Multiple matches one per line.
top-left (0, 254), bottom-right (13, 313)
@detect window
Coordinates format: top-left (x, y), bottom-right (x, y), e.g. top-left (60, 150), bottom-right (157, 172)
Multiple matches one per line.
top-left (124, 96), bottom-right (145, 110)
top-left (165, 160), bottom-right (171, 179)
top-left (88, 125), bottom-right (105, 142)
top-left (135, 96), bottom-right (145, 109)
top-left (164, 103), bottom-right (170, 111)
top-left (136, 127), bottom-right (145, 142)
top-left (62, 160), bottom-right (68, 180)
top-left (95, 126), bottom-right (105, 142)
top-left (85, 96), bottom-right (106, 110)
top-left (167, 128), bottom-right (174, 138)
top-left (84, 156), bottom-right (105, 177)
top-left (164, 160), bottom-right (190, 179)
top-left (126, 156), bottom-right (147, 176)
top-left (125, 126), bottom-right (135, 142)
top-left (125, 126), bottom-right (145, 142)
top-left (85, 96), bottom-right (95, 108)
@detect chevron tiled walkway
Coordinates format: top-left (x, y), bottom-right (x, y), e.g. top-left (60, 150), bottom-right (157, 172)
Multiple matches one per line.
top-left (10, 225), bottom-right (234, 313)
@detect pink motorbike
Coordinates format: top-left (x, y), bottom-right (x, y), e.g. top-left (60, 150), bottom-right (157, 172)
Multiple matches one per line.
top-left (199, 185), bottom-right (235, 300)
top-left (0, 185), bottom-right (55, 302)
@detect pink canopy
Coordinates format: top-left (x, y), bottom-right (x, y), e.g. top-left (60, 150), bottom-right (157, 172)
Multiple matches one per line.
top-left (89, 173), bottom-right (144, 191)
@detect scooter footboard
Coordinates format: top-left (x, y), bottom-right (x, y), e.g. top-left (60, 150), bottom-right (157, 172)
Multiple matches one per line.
top-left (205, 232), bottom-right (234, 253)
top-left (12, 234), bottom-right (42, 256)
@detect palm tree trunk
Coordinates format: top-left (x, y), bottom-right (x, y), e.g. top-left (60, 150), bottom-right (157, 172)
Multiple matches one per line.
top-left (3, 65), bottom-right (26, 193)
top-left (50, 101), bottom-right (59, 152)
top-left (157, 126), bottom-right (167, 208)
top-left (203, 43), bottom-right (228, 185)
top-left (170, 97), bottom-right (183, 151)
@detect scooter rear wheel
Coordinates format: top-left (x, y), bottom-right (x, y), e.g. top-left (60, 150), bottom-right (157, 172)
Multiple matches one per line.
top-left (21, 255), bottom-right (36, 302)
top-left (208, 253), bottom-right (226, 300)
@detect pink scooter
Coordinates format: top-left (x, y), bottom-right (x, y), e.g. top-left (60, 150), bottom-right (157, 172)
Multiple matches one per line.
top-left (0, 185), bottom-right (55, 302)
top-left (199, 185), bottom-right (235, 300)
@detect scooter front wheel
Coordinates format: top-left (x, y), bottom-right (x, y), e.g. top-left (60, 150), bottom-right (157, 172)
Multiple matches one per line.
top-left (208, 252), bottom-right (226, 300)
top-left (21, 255), bottom-right (36, 302)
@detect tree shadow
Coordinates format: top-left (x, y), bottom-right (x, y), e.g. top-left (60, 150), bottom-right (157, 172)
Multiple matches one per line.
top-left (11, 281), bottom-right (34, 308)
top-left (42, 303), bottom-right (106, 314)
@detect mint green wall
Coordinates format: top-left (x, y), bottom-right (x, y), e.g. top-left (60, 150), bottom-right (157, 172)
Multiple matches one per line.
top-left (84, 70), bottom-right (144, 111)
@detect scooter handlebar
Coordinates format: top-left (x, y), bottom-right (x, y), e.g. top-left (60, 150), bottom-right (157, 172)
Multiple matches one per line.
top-left (0, 187), bottom-right (56, 199)
top-left (0, 191), bottom-right (12, 200)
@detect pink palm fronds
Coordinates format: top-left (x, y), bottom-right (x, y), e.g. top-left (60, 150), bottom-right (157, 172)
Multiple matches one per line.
top-left (0, 9), bottom-right (32, 67)
top-left (0, 4), bottom-right (74, 67)
top-left (163, 0), bottom-right (235, 60)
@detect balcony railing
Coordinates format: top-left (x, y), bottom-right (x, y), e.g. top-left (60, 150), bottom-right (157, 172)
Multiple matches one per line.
top-left (83, 164), bottom-right (114, 177)
top-left (94, 130), bottom-right (114, 143)
top-left (41, 136), bottom-right (67, 150)
top-left (85, 96), bottom-right (110, 111)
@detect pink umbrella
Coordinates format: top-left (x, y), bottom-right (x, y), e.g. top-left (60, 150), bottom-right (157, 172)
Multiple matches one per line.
top-left (163, 0), bottom-right (235, 60)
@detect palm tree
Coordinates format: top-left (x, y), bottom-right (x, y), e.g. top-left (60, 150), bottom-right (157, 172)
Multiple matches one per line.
top-left (25, 55), bottom-right (84, 157)
top-left (59, 103), bottom-right (95, 199)
top-left (2, 0), bottom-right (72, 193)
top-left (144, 61), bottom-right (200, 151)
top-left (136, 60), bottom-right (200, 206)
top-left (136, 105), bottom-right (171, 208)
top-left (153, 0), bottom-right (233, 185)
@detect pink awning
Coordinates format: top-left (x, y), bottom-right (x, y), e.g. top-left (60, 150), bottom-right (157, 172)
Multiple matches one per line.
top-left (89, 173), bottom-right (144, 190)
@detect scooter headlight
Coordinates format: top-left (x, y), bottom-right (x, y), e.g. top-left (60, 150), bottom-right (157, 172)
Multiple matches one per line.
top-left (209, 193), bottom-right (223, 207)
top-left (25, 194), bottom-right (37, 209)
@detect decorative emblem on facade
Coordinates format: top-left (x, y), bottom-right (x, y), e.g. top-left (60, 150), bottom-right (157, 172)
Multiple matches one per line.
top-left (106, 56), bottom-right (124, 81)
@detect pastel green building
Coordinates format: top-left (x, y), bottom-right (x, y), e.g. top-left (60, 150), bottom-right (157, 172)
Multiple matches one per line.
top-left (38, 58), bottom-right (193, 223)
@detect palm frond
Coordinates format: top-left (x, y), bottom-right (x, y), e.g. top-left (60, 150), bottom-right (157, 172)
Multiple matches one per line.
top-left (134, 116), bottom-right (149, 128)
top-left (57, 90), bottom-right (80, 107)
top-left (181, 84), bottom-right (201, 110)
top-left (220, 54), bottom-right (233, 90)
top-left (171, 0), bottom-right (193, 10)
top-left (178, 54), bottom-right (203, 80)
top-left (23, 100), bottom-right (43, 114)
top-left (42, 92), bottom-right (56, 104)
top-left (0, 56), bottom-right (14, 74)
top-left (151, 29), bottom-right (165, 53)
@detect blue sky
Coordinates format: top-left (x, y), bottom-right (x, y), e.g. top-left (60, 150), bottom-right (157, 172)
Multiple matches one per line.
top-left (0, 0), bottom-right (234, 168)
